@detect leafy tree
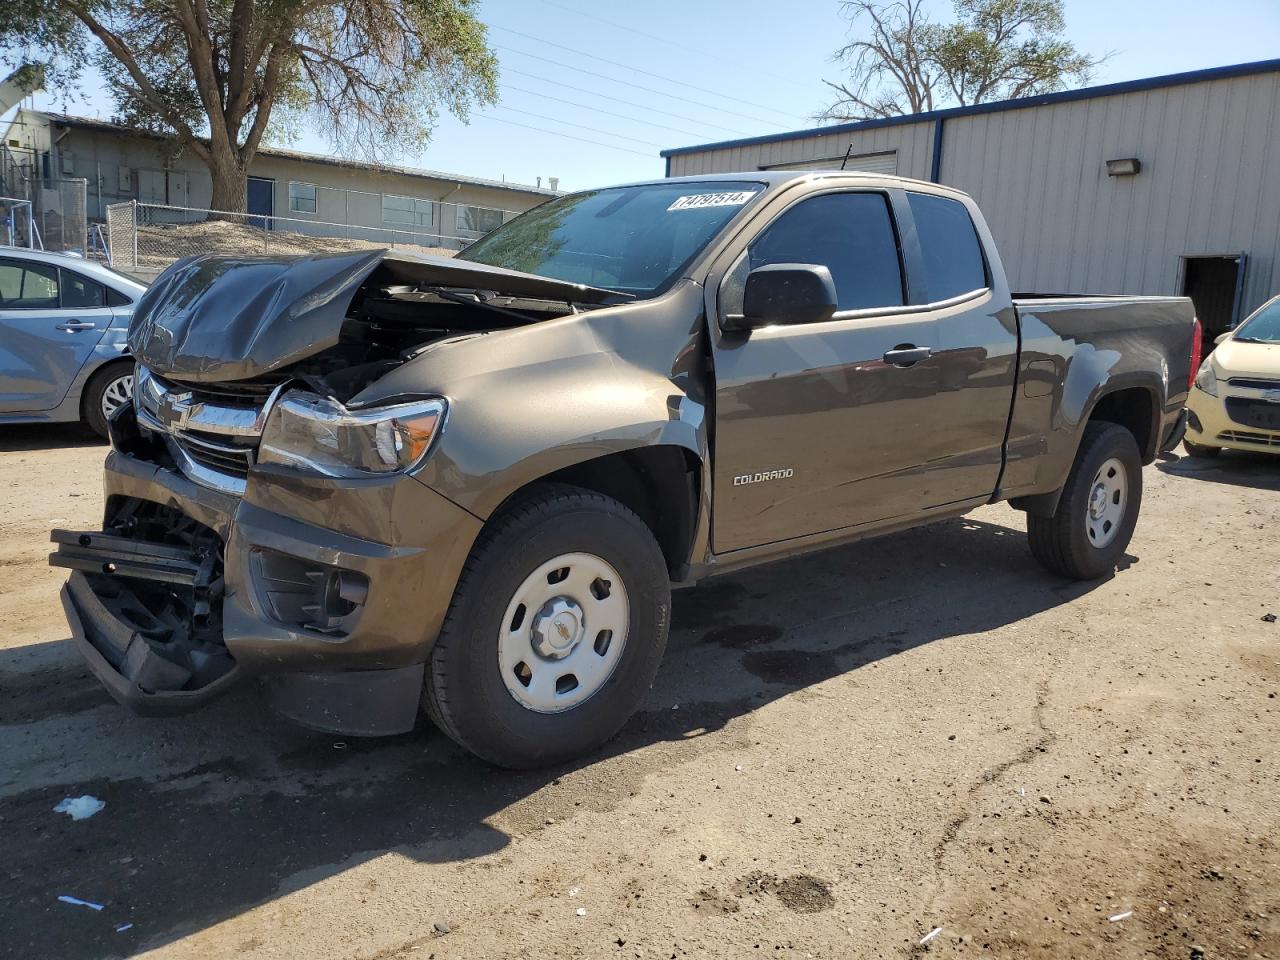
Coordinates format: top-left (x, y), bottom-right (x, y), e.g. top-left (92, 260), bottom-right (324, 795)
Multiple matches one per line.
top-left (1, 0), bottom-right (498, 212)
top-left (819, 0), bottom-right (1103, 122)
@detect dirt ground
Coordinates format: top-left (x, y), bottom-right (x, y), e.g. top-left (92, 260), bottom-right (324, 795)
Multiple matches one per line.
top-left (1, 426), bottom-right (1277, 960)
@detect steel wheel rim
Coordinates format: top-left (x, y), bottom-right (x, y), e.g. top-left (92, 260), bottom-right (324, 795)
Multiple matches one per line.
top-left (100, 373), bottom-right (134, 420)
top-left (498, 552), bottom-right (629, 714)
top-left (1085, 456), bottom-right (1128, 548)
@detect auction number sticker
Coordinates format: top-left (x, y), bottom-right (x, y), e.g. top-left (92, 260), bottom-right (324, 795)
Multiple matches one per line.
top-left (667, 191), bottom-right (756, 212)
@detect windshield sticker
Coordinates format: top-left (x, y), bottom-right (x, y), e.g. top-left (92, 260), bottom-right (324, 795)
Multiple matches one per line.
top-left (667, 191), bottom-right (756, 212)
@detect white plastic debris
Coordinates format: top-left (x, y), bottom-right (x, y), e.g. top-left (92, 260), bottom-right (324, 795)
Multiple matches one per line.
top-left (116, 924), bottom-right (134, 933)
top-left (568, 887), bottom-right (580, 898)
top-left (54, 796), bottom-right (106, 821)
top-left (735, 764), bottom-right (743, 772)
top-left (58, 895), bottom-right (104, 911)
top-left (919, 927), bottom-right (943, 945)
top-left (1108, 911), bottom-right (1133, 922)
top-left (575, 907), bottom-right (587, 917)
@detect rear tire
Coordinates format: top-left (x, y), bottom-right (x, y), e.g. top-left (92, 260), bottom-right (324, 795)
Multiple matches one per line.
top-left (424, 484), bottom-right (671, 769)
top-left (1027, 422), bottom-right (1142, 580)
top-left (1183, 439), bottom-right (1221, 458)
top-left (82, 361), bottom-right (134, 439)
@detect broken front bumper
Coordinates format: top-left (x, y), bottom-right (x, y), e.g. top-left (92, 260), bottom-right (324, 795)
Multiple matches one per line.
top-left (50, 418), bottom-right (484, 733)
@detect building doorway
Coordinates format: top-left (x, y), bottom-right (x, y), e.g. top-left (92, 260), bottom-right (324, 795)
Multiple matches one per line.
top-left (246, 176), bottom-right (274, 230)
top-left (1180, 253), bottom-right (1247, 348)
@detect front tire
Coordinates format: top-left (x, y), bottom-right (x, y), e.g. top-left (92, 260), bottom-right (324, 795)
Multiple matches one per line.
top-left (82, 362), bottom-right (134, 439)
top-left (1027, 422), bottom-right (1143, 580)
top-left (424, 485), bottom-right (671, 769)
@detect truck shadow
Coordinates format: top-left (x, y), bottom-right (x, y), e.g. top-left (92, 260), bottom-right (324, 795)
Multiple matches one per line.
top-left (1156, 448), bottom-right (1280, 491)
top-left (0, 423), bottom-right (104, 452)
top-left (1, 514), bottom-right (1119, 958)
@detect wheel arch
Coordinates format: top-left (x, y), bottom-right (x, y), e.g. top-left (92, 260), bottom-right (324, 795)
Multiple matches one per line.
top-left (1010, 381), bottom-right (1161, 518)
top-left (487, 444), bottom-right (703, 580)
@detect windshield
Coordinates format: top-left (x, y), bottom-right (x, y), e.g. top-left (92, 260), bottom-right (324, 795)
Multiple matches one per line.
top-left (1233, 298), bottom-right (1280, 343)
top-left (457, 181), bottom-right (765, 297)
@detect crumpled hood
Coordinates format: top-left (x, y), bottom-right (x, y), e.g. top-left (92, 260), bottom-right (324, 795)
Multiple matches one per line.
top-left (129, 248), bottom-right (622, 383)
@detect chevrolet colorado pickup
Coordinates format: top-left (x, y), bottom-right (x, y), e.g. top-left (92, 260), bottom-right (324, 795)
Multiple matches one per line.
top-left (50, 172), bottom-right (1197, 768)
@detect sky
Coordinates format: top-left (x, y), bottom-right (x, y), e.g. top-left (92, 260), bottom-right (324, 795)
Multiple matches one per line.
top-left (17, 0), bottom-right (1280, 192)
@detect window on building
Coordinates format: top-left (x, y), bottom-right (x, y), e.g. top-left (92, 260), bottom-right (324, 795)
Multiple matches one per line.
top-left (59, 269), bottom-right (106, 308)
top-left (457, 204), bottom-right (505, 235)
top-left (906, 192), bottom-right (988, 302)
top-left (0, 260), bottom-right (59, 308)
top-left (748, 192), bottom-right (904, 312)
top-left (382, 194), bottom-right (434, 227)
top-left (288, 182), bottom-right (318, 214)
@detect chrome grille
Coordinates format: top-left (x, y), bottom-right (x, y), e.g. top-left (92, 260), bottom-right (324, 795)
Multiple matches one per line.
top-left (135, 365), bottom-right (289, 494)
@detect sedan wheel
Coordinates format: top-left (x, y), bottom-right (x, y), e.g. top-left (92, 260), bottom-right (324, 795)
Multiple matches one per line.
top-left (100, 372), bottom-right (134, 421)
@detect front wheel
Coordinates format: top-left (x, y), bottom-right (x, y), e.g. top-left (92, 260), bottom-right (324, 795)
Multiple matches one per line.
top-left (423, 485), bottom-right (671, 769)
top-left (1027, 422), bottom-right (1143, 580)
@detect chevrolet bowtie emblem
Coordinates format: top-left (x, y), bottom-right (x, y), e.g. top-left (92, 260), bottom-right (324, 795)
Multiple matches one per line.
top-left (157, 390), bottom-right (194, 429)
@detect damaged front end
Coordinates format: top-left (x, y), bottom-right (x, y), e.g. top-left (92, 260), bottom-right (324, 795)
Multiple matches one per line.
top-left (48, 247), bottom-right (601, 728)
top-left (51, 500), bottom-right (238, 714)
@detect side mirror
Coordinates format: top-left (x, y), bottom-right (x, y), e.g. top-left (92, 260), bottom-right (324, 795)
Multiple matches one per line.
top-left (1214, 331), bottom-right (1231, 345)
top-left (724, 263), bottom-right (838, 332)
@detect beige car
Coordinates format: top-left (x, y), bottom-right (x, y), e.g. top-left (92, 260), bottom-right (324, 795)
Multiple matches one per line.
top-left (1186, 294), bottom-right (1280, 457)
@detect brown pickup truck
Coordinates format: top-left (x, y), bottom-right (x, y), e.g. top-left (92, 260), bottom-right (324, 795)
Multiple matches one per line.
top-left (51, 172), bottom-right (1198, 768)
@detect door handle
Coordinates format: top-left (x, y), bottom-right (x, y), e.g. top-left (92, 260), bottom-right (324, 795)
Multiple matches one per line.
top-left (883, 345), bottom-right (933, 367)
top-left (56, 321), bottom-right (97, 332)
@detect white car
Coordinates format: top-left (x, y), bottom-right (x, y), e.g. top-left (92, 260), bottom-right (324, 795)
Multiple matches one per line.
top-left (0, 248), bottom-right (146, 437)
top-left (1185, 294), bottom-right (1280, 457)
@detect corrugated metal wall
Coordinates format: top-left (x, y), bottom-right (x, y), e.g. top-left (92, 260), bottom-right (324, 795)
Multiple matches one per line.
top-left (668, 120), bottom-right (936, 181)
top-left (665, 69), bottom-right (1280, 315)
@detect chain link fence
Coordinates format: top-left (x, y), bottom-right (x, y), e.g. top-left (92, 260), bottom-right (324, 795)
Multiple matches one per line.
top-left (105, 200), bottom-right (515, 277)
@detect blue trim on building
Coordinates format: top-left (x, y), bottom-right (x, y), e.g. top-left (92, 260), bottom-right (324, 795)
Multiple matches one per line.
top-left (660, 58), bottom-right (1280, 159)
top-left (929, 118), bottom-right (945, 183)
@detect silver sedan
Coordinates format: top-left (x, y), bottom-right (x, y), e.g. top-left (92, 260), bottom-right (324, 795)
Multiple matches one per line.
top-left (0, 248), bottom-right (146, 437)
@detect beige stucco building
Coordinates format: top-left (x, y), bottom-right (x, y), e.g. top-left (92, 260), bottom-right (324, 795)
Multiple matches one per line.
top-left (2, 109), bottom-right (556, 249)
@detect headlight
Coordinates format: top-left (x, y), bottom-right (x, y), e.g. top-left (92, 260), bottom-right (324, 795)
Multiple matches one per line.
top-left (258, 392), bottom-right (446, 478)
top-left (1193, 359), bottom-right (1218, 397)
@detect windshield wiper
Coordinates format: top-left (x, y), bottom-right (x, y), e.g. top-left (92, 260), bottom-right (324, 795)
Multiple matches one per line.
top-left (1230, 336), bottom-right (1274, 344)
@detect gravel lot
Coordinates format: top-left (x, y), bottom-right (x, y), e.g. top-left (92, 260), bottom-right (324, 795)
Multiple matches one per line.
top-left (2, 426), bottom-right (1277, 960)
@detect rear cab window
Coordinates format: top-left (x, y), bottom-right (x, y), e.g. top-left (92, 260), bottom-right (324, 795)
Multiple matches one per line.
top-left (906, 192), bottom-right (988, 303)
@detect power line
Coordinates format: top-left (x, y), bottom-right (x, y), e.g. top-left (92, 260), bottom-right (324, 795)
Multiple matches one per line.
top-left (502, 82), bottom-right (718, 140)
top-left (503, 67), bottom-right (751, 136)
top-left (493, 104), bottom-right (662, 148)
top-left (473, 115), bottom-right (658, 159)
top-left (491, 24), bottom-right (804, 124)
top-left (533, 0), bottom-right (816, 93)
top-left (497, 44), bottom-right (790, 131)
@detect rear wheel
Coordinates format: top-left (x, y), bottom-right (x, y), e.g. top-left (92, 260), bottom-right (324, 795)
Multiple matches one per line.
top-left (423, 485), bottom-right (670, 769)
top-left (1183, 439), bottom-right (1221, 458)
top-left (82, 362), bottom-right (134, 439)
top-left (1027, 422), bottom-right (1142, 580)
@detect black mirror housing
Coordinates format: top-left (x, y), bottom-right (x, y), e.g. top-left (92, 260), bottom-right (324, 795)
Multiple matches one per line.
top-left (727, 263), bottom-right (838, 331)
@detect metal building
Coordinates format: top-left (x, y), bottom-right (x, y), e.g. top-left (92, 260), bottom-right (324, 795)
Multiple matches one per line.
top-left (661, 59), bottom-right (1280, 338)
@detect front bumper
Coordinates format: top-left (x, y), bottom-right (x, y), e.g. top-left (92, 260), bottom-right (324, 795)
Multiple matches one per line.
top-left (1186, 385), bottom-right (1280, 454)
top-left (51, 420), bottom-right (484, 731)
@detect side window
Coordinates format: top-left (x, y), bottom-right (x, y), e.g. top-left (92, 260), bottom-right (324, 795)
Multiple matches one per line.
top-left (749, 192), bottom-right (904, 311)
top-left (106, 286), bottom-right (133, 307)
top-left (906, 192), bottom-right (987, 302)
top-left (0, 260), bottom-right (59, 309)
top-left (60, 269), bottom-right (107, 309)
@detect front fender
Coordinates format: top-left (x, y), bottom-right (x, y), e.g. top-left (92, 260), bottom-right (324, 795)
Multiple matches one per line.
top-left (353, 282), bottom-right (709, 519)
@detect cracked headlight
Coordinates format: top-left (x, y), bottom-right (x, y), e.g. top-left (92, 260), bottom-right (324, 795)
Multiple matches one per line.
top-left (258, 392), bottom-right (446, 478)
top-left (1193, 358), bottom-right (1218, 397)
